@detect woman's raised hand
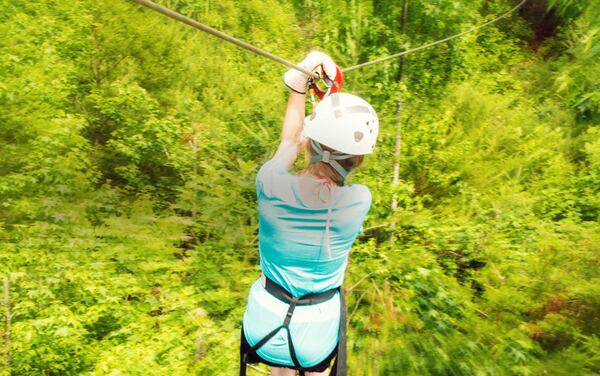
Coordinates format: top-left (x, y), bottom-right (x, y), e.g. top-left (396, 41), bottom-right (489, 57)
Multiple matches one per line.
top-left (283, 51), bottom-right (337, 94)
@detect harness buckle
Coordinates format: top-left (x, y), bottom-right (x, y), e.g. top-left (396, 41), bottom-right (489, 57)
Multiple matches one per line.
top-left (283, 298), bottom-right (299, 327)
top-left (322, 150), bottom-right (331, 163)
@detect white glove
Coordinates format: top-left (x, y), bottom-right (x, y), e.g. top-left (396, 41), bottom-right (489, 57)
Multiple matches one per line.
top-left (283, 51), bottom-right (337, 94)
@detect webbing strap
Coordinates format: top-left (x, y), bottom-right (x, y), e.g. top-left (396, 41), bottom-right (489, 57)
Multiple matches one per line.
top-left (335, 288), bottom-right (347, 375)
top-left (283, 298), bottom-right (298, 326)
top-left (287, 326), bottom-right (302, 368)
top-left (240, 278), bottom-right (346, 375)
top-left (248, 325), bottom-right (284, 356)
top-left (309, 140), bottom-right (353, 180)
top-left (246, 296), bottom-right (302, 369)
top-left (264, 276), bottom-right (337, 306)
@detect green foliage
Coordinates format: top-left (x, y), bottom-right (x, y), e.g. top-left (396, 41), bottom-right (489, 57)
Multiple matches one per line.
top-left (1, 0), bottom-right (598, 375)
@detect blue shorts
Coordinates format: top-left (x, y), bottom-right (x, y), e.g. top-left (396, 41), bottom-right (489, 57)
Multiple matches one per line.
top-left (242, 278), bottom-right (340, 367)
top-left (240, 326), bottom-right (337, 372)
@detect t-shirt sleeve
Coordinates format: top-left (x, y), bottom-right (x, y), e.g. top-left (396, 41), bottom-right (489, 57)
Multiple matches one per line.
top-left (354, 185), bottom-right (372, 235)
top-left (256, 143), bottom-right (297, 200)
top-left (256, 159), bottom-right (289, 198)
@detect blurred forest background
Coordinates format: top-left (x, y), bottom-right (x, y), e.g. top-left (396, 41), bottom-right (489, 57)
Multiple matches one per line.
top-left (0, 0), bottom-right (598, 374)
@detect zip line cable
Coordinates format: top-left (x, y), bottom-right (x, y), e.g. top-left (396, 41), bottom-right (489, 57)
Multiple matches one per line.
top-left (128, 0), bottom-right (528, 74)
top-left (343, 0), bottom-right (528, 72)
top-left (129, 0), bottom-right (317, 78)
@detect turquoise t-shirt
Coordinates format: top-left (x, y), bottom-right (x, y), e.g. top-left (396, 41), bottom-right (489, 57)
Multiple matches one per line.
top-left (243, 157), bottom-right (371, 368)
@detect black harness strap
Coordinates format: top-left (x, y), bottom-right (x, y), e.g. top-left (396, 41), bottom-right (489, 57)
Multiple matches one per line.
top-left (240, 277), bottom-right (346, 376)
top-left (332, 287), bottom-right (346, 376)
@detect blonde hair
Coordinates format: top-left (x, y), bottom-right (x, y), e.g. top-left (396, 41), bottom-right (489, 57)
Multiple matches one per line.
top-left (303, 141), bottom-right (364, 186)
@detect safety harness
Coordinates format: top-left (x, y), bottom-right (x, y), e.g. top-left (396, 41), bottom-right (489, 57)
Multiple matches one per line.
top-left (240, 276), bottom-right (347, 376)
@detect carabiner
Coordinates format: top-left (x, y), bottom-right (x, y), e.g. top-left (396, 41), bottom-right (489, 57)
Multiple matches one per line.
top-left (307, 64), bottom-right (344, 111)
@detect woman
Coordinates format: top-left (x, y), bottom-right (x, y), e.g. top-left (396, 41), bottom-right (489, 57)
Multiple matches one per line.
top-left (240, 52), bottom-right (379, 376)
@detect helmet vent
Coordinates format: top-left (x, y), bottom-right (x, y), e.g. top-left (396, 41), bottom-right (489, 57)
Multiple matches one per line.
top-left (332, 94), bottom-right (341, 107)
top-left (354, 131), bottom-right (364, 142)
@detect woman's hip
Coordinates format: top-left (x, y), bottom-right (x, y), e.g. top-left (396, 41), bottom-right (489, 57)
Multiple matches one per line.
top-left (242, 278), bottom-right (341, 367)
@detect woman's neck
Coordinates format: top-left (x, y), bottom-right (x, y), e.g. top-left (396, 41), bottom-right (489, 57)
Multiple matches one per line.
top-left (296, 170), bottom-right (339, 206)
top-left (299, 169), bottom-right (337, 185)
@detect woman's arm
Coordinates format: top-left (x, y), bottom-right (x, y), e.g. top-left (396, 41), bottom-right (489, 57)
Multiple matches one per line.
top-left (272, 51), bottom-right (337, 170)
top-left (272, 91), bottom-right (306, 170)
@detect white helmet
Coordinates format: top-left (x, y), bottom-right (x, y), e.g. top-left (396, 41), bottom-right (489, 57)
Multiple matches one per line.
top-left (303, 93), bottom-right (379, 155)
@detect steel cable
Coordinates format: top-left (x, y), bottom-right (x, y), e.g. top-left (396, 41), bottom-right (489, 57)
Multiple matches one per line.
top-left (342, 0), bottom-right (528, 72)
top-left (129, 0), bottom-right (318, 77)
top-left (128, 0), bottom-right (528, 74)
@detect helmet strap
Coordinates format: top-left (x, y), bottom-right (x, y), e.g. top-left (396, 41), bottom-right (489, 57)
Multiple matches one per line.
top-left (309, 140), bottom-right (353, 181)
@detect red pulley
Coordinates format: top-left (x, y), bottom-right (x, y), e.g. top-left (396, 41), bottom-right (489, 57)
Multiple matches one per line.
top-left (307, 64), bottom-right (344, 108)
